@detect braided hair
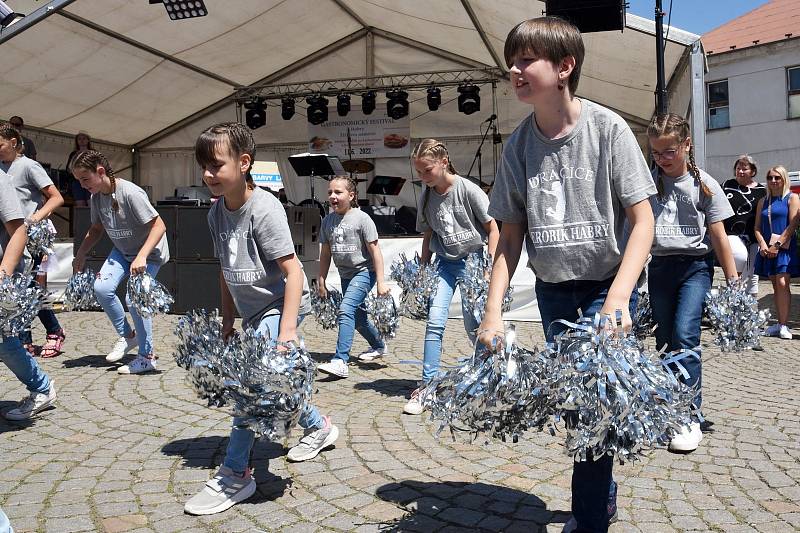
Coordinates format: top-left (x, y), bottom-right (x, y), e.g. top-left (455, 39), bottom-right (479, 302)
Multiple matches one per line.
top-left (647, 113), bottom-right (713, 200)
top-left (330, 175), bottom-right (359, 208)
top-left (411, 139), bottom-right (457, 225)
top-left (72, 150), bottom-right (119, 211)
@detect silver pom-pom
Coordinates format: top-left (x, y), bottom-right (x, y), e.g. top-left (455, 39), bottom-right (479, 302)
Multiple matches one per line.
top-left (704, 279), bottom-right (769, 351)
top-left (364, 292), bottom-right (400, 340)
top-left (127, 272), bottom-right (174, 318)
top-left (547, 317), bottom-right (695, 463)
top-left (64, 270), bottom-right (100, 311)
top-left (462, 250), bottom-right (513, 323)
top-left (310, 288), bottom-right (342, 330)
top-left (390, 252), bottom-right (439, 320)
top-left (173, 310), bottom-right (317, 441)
top-left (421, 325), bottom-right (553, 442)
top-left (0, 273), bottom-right (44, 336)
top-left (631, 291), bottom-right (656, 340)
top-left (173, 309), bottom-right (228, 407)
top-left (221, 331), bottom-right (316, 441)
top-left (25, 220), bottom-right (56, 258)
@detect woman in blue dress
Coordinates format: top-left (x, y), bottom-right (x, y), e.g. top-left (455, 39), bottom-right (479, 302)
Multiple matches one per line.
top-left (754, 165), bottom-right (799, 339)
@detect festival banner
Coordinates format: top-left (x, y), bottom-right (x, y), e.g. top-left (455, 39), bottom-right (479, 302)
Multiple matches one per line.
top-left (307, 104), bottom-right (410, 159)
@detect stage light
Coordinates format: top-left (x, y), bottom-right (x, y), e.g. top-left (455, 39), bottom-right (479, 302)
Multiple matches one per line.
top-left (457, 84), bottom-right (480, 115)
top-left (386, 89), bottom-right (409, 120)
top-left (426, 86), bottom-right (441, 111)
top-left (306, 95), bottom-right (329, 125)
top-left (337, 93), bottom-right (351, 117)
top-left (244, 98), bottom-right (266, 129)
top-left (149, 0), bottom-right (208, 20)
top-left (361, 91), bottom-right (376, 115)
top-left (0, 1), bottom-right (23, 27)
top-left (281, 97), bottom-right (295, 120)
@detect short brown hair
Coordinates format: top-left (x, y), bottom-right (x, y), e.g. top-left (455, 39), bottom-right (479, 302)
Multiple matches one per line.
top-left (504, 17), bottom-right (585, 95)
top-left (195, 122), bottom-right (256, 179)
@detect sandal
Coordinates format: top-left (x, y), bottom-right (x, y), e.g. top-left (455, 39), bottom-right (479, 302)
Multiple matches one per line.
top-left (40, 330), bottom-right (66, 358)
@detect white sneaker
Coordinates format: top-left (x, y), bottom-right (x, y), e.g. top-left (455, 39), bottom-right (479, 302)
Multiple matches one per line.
top-left (669, 422), bottom-right (703, 453)
top-left (184, 466), bottom-right (256, 515)
top-left (118, 355), bottom-right (157, 374)
top-left (317, 358), bottom-right (349, 378)
top-left (779, 325), bottom-right (792, 340)
top-left (106, 335), bottom-right (138, 362)
top-left (358, 346), bottom-right (387, 362)
top-left (403, 387), bottom-right (425, 415)
top-left (4, 381), bottom-right (57, 420)
top-left (287, 416), bottom-right (339, 462)
top-left (764, 324), bottom-right (780, 337)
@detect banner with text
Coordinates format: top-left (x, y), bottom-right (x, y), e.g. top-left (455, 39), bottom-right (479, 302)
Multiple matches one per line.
top-left (308, 104), bottom-right (410, 159)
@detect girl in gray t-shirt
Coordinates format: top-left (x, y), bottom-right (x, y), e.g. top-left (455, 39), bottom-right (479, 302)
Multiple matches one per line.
top-left (317, 177), bottom-right (390, 379)
top-left (0, 123), bottom-right (67, 357)
top-left (71, 150), bottom-right (170, 376)
top-left (403, 139), bottom-right (499, 416)
top-left (647, 113), bottom-right (737, 453)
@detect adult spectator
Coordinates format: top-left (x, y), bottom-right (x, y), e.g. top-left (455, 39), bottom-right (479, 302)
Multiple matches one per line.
top-left (754, 165), bottom-right (799, 340)
top-left (8, 116), bottom-right (37, 161)
top-left (66, 131), bottom-right (93, 207)
top-left (723, 154), bottom-right (766, 295)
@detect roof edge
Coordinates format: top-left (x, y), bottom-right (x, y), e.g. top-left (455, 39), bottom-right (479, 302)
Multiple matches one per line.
top-left (626, 13), bottom-right (700, 46)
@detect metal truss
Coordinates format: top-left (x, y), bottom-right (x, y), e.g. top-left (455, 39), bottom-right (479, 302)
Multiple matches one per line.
top-left (234, 68), bottom-right (504, 102)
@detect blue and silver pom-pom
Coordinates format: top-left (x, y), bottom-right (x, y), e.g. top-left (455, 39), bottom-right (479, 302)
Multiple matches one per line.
top-left (127, 272), bottom-right (173, 318)
top-left (390, 252), bottom-right (439, 320)
top-left (364, 292), bottom-right (400, 340)
top-left (704, 279), bottom-right (769, 351)
top-left (0, 272), bottom-right (44, 336)
top-left (461, 250), bottom-right (513, 324)
top-left (310, 288), bottom-right (342, 330)
top-left (63, 270), bottom-right (100, 311)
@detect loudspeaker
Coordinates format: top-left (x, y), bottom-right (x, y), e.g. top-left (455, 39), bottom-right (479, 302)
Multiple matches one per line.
top-left (545, 0), bottom-right (626, 33)
top-left (174, 260), bottom-right (222, 314)
top-left (395, 206), bottom-right (419, 235)
top-left (174, 207), bottom-right (215, 260)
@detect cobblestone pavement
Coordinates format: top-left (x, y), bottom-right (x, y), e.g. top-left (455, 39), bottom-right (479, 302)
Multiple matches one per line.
top-left (1, 281), bottom-right (799, 533)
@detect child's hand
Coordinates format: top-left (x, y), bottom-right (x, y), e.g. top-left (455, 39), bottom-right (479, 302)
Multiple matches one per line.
top-left (130, 256), bottom-right (147, 275)
top-left (72, 253), bottom-right (86, 273)
top-left (477, 315), bottom-right (504, 351)
top-left (599, 296), bottom-right (632, 333)
top-left (317, 283), bottom-right (327, 299)
top-left (376, 281), bottom-right (390, 296)
top-left (276, 330), bottom-right (299, 352)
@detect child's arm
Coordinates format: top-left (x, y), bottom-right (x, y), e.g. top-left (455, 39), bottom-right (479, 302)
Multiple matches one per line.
top-left (219, 271), bottom-right (237, 340)
top-left (484, 219), bottom-right (500, 259)
top-left (318, 243), bottom-right (332, 298)
top-left (478, 221), bottom-right (526, 346)
top-left (72, 222), bottom-right (105, 272)
top-left (708, 221), bottom-right (738, 281)
top-left (130, 215), bottom-right (167, 275)
top-left (29, 185), bottom-right (64, 223)
top-left (420, 229), bottom-right (433, 264)
top-left (1, 219), bottom-right (27, 276)
top-left (276, 253), bottom-right (303, 345)
top-left (599, 199), bottom-right (654, 330)
top-left (366, 240), bottom-right (390, 295)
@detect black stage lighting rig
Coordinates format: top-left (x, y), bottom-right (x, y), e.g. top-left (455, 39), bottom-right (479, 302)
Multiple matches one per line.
top-left (306, 95), bottom-right (329, 125)
top-left (427, 86), bottom-right (442, 111)
top-left (457, 84), bottom-right (480, 115)
top-left (281, 96), bottom-right (295, 120)
top-left (361, 91), bottom-right (376, 115)
top-left (337, 93), bottom-right (351, 117)
top-left (386, 89), bottom-right (409, 120)
top-left (244, 98), bottom-right (266, 129)
top-left (149, 0), bottom-right (208, 20)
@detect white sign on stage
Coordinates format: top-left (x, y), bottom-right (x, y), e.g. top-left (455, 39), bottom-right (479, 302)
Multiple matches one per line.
top-left (307, 104), bottom-right (410, 159)
top-left (250, 161), bottom-right (282, 191)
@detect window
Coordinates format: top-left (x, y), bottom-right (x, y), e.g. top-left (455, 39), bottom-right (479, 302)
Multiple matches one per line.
top-left (788, 66), bottom-right (800, 119)
top-left (707, 80), bottom-right (729, 129)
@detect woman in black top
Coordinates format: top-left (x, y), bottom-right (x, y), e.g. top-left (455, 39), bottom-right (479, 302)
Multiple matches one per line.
top-left (723, 154), bottom-right (766, 295)
top-left (66, 132), bottom-right (93, 206)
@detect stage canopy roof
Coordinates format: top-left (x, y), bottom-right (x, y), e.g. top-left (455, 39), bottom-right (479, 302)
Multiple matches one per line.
top-left (1, 0), bottom-right (701, 148)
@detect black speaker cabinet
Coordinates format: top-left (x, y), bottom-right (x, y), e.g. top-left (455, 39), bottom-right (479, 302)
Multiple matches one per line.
top-left (546, 0), bottom-right (626, 33)
top-left (396, 206), bottom-right (419, 235)
top-left (175, 207), bottom-right (215, 260)
top-left (174, 260), bottom-right (221, 314)
top-left (73, 207), bottom-right (113, 258)
top-left (154, 206), bottom-right (178, 257)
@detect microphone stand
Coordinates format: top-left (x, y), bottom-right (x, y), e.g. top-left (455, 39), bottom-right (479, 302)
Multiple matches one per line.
top-left (466, 116), bottom-right (496, 187)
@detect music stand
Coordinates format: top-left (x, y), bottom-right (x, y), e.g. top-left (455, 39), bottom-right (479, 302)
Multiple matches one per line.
top-left (288, 153), bottom-right (345, 201)
top-left (367, 175), bottom-right (406, 196)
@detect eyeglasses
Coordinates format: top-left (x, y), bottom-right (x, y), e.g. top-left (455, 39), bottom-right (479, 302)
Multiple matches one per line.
top-left (766, 175), bottom-right (783, 181)
top-left (651, 149), bottom-right (679, 161)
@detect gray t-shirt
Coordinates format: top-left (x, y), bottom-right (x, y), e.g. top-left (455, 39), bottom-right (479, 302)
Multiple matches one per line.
top-left (0, 173), bottom-right (26, 272)
top-left (489, 99), bottom-right (656, 283)
top-left (208, 187), bottom-right (312, 329)
top-left (90, 179), bottom-right (169, 265)
top-left (650, 169), bottom-right (733, 256)
top-left (321, 208), bottom-right (378, 279)
top-left (0, 156), bottom-right (53, 218)
top-left (416, 175), bottom-right (492, 261)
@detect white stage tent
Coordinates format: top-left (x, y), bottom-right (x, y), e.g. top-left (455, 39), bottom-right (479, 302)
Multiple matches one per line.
top-left (1, 0), bottom-right (704, 207)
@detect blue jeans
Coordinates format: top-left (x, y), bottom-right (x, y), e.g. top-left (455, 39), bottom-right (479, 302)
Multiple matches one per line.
top-left (93, 248), bottom-right (161, 357)
top-left (1, 336), bottom-right (50, 395)
top-left (334, 270), bottom-right (384, 363)
top-left (19, 255), bottom-right (62, 345)
top-left (421, 256), bottom-right (481, 384)
top-left (648, 254), bottom-right (712, 412)
top-left (535, 277), bottom-right (636, 533)
top-left (0, 507), bottom-right (13, 533)
top-left (224, 313), bottom-right (325, 474)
